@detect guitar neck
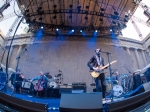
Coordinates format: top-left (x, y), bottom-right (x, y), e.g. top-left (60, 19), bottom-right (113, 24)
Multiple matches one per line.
top-left (100, 64), bottom-right (109, 70)
top-left (99, 60), bottom-right (117, 70)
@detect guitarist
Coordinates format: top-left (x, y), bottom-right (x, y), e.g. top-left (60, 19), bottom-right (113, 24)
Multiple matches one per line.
top-left (87, 48), bottom-right (106, 99)
top-left (30, 71), bottom-right (50, 97)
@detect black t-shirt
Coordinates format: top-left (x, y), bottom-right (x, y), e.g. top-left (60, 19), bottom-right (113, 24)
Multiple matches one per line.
top-left (10, 73), bottom-right (23, 84)
top-left (16, 74), bottom-right (23, 82)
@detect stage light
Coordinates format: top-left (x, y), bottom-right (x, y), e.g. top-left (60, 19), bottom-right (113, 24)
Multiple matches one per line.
top-left (41, 26), bottom-right (43, 29)
top-left (80, 30), bottom-right (82, 32)
top-left (110, 29), bottom-right (112, 32)
top-left (95, 30), bottom-right (98, 32)
top-left (56, 28), bottom-right (59, 31)
top-left (72, 29), bottom-right (74, 32)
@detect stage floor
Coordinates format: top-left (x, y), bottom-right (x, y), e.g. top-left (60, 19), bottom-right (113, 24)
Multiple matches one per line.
top-left (1, 89), bottom-right (131, 112)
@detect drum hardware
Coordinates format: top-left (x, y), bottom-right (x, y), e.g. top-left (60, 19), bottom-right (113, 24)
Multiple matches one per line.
top-left (49, 82), bottom-right (58, 88)
top-left (45, 74), bottom-right (52, 79)
top-left (113, 85), bottom-right (123, 97)
top-left (105, 76), bottom-right (125, 97)
top-left (56, 73), bottom-right (62, 77)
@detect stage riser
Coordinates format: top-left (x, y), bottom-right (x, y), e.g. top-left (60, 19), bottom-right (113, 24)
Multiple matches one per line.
top-left (0, 92), bottom-right (47, 112)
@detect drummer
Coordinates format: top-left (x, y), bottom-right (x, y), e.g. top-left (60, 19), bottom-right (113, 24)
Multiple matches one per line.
top-left (111, 71), bottom-right (120, 85)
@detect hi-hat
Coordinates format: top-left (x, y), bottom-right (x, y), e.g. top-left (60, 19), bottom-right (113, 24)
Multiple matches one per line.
top-left (57, 73), bottom-right (62, 77)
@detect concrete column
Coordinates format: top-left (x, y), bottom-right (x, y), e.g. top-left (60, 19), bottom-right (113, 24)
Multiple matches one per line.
top-left (16, 45), bottom-right (23, 57)
top-left (146, 49), bottom-right (150, 63)
top-left (142, 50), bottom-right (147, 66)
top-left (134, 49), bottom-right (140, 69)
top-left (126, 47), bottom-right (131, 55)
top-left (8, 46), bottom-right (14, 65)
top-left (15, 45), bottom-right (23, 70)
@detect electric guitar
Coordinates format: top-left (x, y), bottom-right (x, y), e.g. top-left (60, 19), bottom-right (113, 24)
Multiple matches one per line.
top-left (90, 60), bottom-right (117, 78)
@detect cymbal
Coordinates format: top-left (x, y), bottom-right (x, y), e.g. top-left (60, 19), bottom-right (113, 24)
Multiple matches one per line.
top-left (57, 73), bottom-right (62, 77)
top-left (45, 74), bottom-right (52, 79)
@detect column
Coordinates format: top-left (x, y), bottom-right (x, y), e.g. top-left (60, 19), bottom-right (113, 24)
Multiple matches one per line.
top-left (126, 47), bottom-right (131, 55)
top-left (15, 45), bottom-right (23, 70)
top-left (134, 49), bottom-right (140, 69)
top-left (146, 49), bottom-right (150, 63)
top-left (8, 46), bottom-right (14, 66)
top-left (142, 50), bottom-right (147, 66)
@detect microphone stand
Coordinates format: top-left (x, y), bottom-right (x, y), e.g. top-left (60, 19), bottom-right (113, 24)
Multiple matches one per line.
top-left (100, 51), bottom-right (114, 101)
top-left (15, 48), bottom-right (27, 71)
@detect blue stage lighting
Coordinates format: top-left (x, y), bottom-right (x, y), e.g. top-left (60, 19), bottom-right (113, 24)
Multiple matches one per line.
top-left (56, 28), bottom-right (59, 31)
top-left (110, 29), bottom-right (112, 32)
top-left (72, 29), bottom-right (74, 32)
top-left (80, 30), bottom-right (82, 32)
top-left (95, 30), bottom-right (97, 32)
top-left (41, 26), bottom-right (43, 29)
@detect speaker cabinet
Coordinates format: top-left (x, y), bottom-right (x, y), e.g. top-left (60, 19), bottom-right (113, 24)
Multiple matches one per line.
top-left (60, 93), bottom-right (102, 112)
top-left (133, 75), bottom-right (142, 90)
top-left (72, 82), bottom-right (86, 92)
top-left (130, 82), bottom-right (150, 96)
top-left (138, 82), bottom-right (150, 93)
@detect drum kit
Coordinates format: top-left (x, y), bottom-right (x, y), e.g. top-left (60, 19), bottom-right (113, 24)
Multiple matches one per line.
top-left (106, 74), bottom-right (133, 97)
top-left (45, 70), bottom-right (63, 88)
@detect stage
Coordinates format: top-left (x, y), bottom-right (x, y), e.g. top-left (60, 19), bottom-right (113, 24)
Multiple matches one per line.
top-left (0, 85), bottom-right (150, 112)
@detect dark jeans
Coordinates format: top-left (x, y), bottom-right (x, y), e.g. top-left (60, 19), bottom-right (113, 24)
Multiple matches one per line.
top-left (15, 82), bottom-right (22, 93)
top-left (94, 73), bottom-right (106, 98)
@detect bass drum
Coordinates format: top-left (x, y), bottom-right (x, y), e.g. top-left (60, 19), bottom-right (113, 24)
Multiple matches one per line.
top-left (113, 85), bottom-right (123, 97)
top-left (49, 82), bottom-right (58, 88)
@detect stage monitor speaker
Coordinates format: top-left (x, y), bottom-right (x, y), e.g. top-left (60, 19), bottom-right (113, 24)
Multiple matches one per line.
top-left (60, 92), bottom-right (102, 112)
top-left (139, 82), bottom-right (150, 93)
top-left (130, 82), bottom-right (150, 96)
top-left (143, 68), bottom-right (150, 81)
top-left (133, 75), bottom-right (142, 90)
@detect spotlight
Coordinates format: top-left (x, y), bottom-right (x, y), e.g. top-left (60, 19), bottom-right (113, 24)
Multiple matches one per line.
top-left (110, 29), bottom-right (112, 32)
top-left (56, 28), bottom-right (59, 31)
top-left (72, 29), bottom-right (74, 32)
top-left (95, 30), bottom-right (98, 32)
top-left (80, 30), bottom-right (82, 32)
top-left (41, 26), bottom-right (43, 29)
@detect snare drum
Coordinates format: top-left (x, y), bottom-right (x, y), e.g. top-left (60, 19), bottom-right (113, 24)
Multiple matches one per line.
top-left (113, 85), bottom-right (123, 97)
top-left (49, 82), bottom-right (58, 88)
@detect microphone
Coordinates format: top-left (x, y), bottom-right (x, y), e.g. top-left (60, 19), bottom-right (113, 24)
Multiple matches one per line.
top-left (98, 49), bottom-right (102, 52)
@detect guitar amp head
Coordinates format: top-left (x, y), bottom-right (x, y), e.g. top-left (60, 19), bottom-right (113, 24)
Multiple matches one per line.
top-left (72, 82), bottom-right (86, 92)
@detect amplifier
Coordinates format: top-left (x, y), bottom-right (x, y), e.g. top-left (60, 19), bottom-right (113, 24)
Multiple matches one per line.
top-left (72, 82), bottom-right (86, 92)
top-left (22, 82), bottom-right (32, 89)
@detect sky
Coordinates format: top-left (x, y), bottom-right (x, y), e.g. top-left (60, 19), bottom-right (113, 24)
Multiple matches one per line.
top-left (0, 0), bottom-right (150, 41)
top-left (121, 0), bottom-right (150, 41)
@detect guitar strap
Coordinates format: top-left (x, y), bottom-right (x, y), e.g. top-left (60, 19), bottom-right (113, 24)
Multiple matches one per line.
top-left (95, 55), bottom-right (102, 66)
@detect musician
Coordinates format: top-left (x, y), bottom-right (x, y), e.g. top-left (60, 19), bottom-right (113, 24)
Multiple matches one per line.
top-left (111, 71), bottom-right (119, 85)
top-left (0, 67), bottom-right (7, 90)
top-left (15, 69), bottom-right (24, 94)
top-left (30, 71), bottom-right (50, 97)
top-left (87, 48), bottom-right (106, 99)
top-left (0, 66), bottom-right (3, 71)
